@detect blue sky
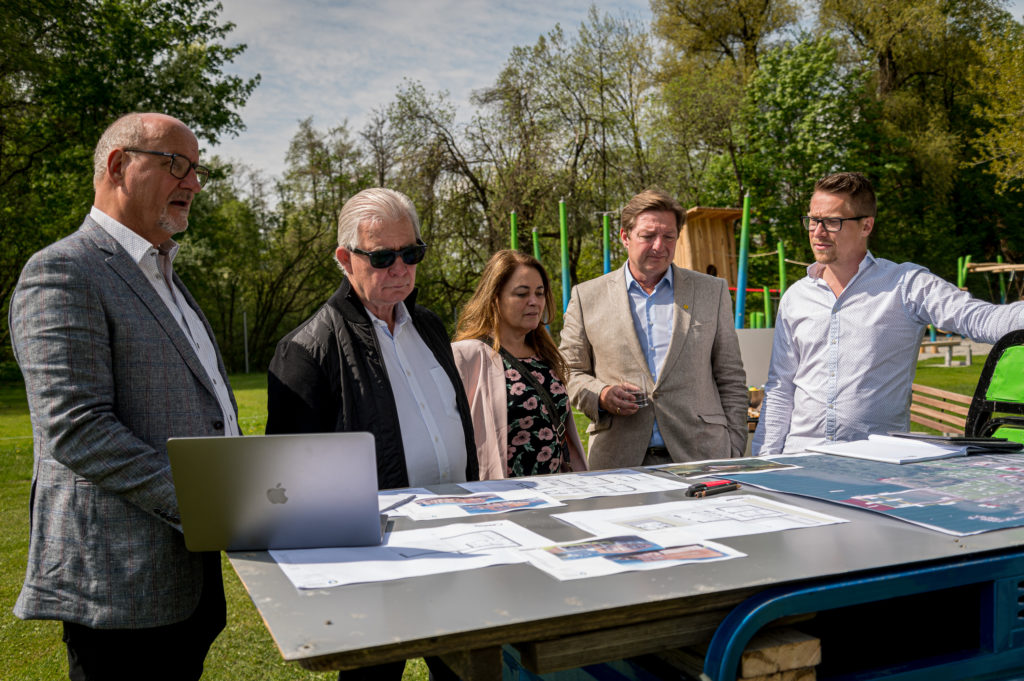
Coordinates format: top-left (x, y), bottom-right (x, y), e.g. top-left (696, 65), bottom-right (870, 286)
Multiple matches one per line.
top-left (210, 0), bottom-right (1024, 181)
top-left (211, 0), bottom-right (650, 179)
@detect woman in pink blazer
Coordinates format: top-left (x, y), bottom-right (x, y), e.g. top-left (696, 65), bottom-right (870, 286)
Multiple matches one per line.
top-left (452, 250), bottom-right (587, 479)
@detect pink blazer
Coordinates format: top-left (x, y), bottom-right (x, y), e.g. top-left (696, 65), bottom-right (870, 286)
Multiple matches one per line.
top-left (451, 339), bottom-right (588, 480)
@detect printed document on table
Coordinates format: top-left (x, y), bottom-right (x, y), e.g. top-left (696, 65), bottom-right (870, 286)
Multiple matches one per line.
top-left (554, 494), bottom-right (846, 544)
top-left (459, 468), bottom-right (689, 500)
top-left (805, 434), bottom-right (968, 464)
top-left (521, 534), bottom-right (743, 581)
top-left (270, 520), bottom-right (553, 589)
top-left (401, 489), bottom-right (563, 520)
top-left (378, 488), bottom-right (433, 516)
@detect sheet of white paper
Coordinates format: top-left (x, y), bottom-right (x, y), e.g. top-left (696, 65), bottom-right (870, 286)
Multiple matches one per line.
top-left (521, 535), bottom-right (743, 581)
top-left (377, 488), bottom-right (433, 516)
top-left (554, 494), bottom-right (846, 544)
top-left (805, 435), bottom-right (966, 464)
top-left (401, 489), bottom-right (563, 521)
top-left (270, 520), bottom-right (554, 589)
top-left (459, 469), bottom-right (689, 500)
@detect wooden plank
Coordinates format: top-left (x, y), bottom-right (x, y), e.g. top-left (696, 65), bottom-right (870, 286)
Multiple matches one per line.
top-left (439, 647), bottom-right (502, 681)
top-left (910, 414), bottom-right (962, 435)
top-left (657, 627), bottom-right (820, 679)
top-left (911, 384), bottom-right (973, 405)
top-left (516, 609), bottom-right (730, 673)
top-left (912, 394), bottom-right (971, 416)
top-left (738, 628), bottom-right (821, 676)
top-left (909, 404), bottom-right (967, 429)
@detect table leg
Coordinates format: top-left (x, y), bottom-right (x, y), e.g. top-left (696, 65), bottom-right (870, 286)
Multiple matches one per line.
top-left (439, 646), bottom-right (502, 681)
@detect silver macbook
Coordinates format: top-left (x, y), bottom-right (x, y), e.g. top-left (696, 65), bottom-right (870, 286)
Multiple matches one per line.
top-left (168, 432), bottom-right (384, 551)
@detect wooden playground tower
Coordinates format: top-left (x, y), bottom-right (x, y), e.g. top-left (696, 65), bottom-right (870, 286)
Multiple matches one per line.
top-left (672, 206), bottom-right (743, 287)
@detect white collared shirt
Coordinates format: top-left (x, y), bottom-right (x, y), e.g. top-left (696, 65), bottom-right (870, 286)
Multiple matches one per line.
top-left (754, 251), bottom-right (1024, 454)
top-left (366, 302), bottom-right (468, 485)
top-left (90, 207), bottom-right (239, 436)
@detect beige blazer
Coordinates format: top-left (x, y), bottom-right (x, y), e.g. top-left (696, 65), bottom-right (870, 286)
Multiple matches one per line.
top-left (559, 265), bottom-right (748, 468)
top-left (452, 339), bottom-right (587, 479)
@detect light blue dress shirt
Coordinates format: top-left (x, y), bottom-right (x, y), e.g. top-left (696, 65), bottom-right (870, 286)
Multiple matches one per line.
top-left (624, 263), bottom-right (675, 448)
top-left (754, 252), bottom-right (1024, 454)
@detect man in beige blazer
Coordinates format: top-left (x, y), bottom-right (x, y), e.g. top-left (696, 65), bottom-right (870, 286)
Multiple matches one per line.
top-left (560, 189), bottom-right (748, 468)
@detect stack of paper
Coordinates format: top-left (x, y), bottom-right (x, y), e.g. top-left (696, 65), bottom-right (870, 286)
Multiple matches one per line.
top-left (805, 434), bottom-right (968, 463)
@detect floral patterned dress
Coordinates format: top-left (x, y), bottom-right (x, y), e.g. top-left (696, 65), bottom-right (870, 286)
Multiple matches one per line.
top-left (503, 355), bottom-right (569, 477)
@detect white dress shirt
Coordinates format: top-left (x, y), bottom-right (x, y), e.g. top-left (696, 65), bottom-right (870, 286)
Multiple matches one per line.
top-left (90, 207), bottom-right (239, 436)
top-left (366, 302), bottom-right (468, 486)
top-left (754, 251), bottom-right (1024, 454)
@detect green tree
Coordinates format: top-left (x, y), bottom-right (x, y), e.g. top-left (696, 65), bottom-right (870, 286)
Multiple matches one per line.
top-left (0, 0), bottom-right (259, 352)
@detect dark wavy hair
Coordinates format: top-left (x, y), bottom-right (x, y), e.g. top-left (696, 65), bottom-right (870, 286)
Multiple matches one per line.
top-left (454, 250), bottom-right (567, 382)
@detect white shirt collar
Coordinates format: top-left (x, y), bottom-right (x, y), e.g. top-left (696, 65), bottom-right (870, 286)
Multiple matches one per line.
top-left (807, 250), bottom-right (875, 280)
top-left (90, 206), bottom-right (179, 264)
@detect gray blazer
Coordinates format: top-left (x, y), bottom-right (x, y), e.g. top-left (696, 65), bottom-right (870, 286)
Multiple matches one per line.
top-left (559, 265), bottom-right (748, 467)
top-left (10, 218), bottom-right (237, 628)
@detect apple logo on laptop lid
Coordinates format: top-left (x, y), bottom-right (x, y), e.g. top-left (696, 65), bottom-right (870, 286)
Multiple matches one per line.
top-left (267, 483), bottom-right (288, 504)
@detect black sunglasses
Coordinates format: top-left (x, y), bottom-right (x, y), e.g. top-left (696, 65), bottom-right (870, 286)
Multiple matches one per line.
top-left (349, 240), bottom-right (428, 268)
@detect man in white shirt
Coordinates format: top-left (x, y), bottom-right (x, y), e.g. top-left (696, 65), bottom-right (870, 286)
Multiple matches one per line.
top-left (266, 187), bottom-right (474, 680)
top-left (754, 172), bottom-right (1024, 455)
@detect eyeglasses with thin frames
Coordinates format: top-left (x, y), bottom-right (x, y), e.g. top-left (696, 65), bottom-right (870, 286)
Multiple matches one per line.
top-left (800, 215), bottom-right (869, 233)
top-left (124, 148), bottom-right (211, 187)
top-left (349, 241), bottom-right (428, 268)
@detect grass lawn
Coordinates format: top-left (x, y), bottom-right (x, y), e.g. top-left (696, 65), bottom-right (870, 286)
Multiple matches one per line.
top-left (0, 359), bottom-right (988, 678)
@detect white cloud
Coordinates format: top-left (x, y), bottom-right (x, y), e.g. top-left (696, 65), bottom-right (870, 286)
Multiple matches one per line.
top-left (209, 0), bottom-right (650, 179)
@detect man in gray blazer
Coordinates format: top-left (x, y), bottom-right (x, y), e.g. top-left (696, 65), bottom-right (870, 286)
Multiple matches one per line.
top-left (560, 189), bottom-right (748, 468)
top-left (10, 112), bottom-right (239, 680)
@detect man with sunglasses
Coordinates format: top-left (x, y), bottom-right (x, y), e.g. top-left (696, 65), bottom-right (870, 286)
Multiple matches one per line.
top-left (266, 187), bottom-right (474, 680)
top-left (754, 172), bottom-right (1024, 455)
top-left (10, 113), bottom-right (237, 679)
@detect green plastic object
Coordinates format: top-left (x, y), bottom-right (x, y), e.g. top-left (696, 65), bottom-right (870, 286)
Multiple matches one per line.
top-left (992, 426), bottom-right (1024, 444)
top-left (986, 346), bottom-right (1024, 402)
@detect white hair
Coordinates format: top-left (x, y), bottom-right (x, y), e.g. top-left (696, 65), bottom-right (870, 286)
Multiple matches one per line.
top-left (336, 188), bottom-right (421, 252)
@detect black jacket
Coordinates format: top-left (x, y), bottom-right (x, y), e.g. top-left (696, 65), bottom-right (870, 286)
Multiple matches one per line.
top-left (266, 279), bottom-right (478, 488)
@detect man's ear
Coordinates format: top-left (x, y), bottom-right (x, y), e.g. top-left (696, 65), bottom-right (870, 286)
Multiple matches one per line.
top-left (336, 246), bottom-right (353, 274)
top-left (107, 148), bottom-right (128, 184)
top-left (861, 216), bottom-right (874, 239)
top-left (620, 227), bottom-right (630, 249)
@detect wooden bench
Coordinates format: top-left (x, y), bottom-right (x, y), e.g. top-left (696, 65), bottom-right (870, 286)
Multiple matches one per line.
top-left (910, 383), bottom-right (972, 435)
top-left (920, 339), bottom-right (973, 367)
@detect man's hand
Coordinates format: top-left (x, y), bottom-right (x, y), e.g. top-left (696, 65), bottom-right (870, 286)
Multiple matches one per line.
top-left (599, 383), bottom-right (642, 416)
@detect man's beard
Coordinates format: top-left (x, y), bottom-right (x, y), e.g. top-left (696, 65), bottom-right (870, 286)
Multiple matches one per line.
top-left (158, 207), bottom-right (188, 236)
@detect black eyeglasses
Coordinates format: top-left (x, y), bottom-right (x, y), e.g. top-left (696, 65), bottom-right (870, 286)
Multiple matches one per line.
top-left (124, 148), bottom-right (211, 187)
top-left (349, 240), bottom-right (428, 268)
top-left (800, 215), bottom-right (869, 233)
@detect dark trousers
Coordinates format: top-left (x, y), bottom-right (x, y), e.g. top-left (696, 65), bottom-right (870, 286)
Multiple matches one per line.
top-left (337, 656), bottom-right (460, 681)
top-left (63, 552), bottom-right (226, 681)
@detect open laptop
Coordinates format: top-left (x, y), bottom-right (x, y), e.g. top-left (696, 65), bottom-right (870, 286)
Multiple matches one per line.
top-left (168, 432), bottom-right (384, 551)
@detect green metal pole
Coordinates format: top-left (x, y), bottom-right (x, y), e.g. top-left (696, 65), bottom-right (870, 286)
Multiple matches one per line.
top-left (957, 256), bottom-right (965, 288)
top-left (510, 211), bottom-right (518, 250)
top-left (763, 286), bottom-right (772, 328)
top-left (559, 200), bottom-right (570, 312)
top-left (602, 213), bottom-right (611, 274)
top-left (998, 255), bottom-right (1007, 304)
top-left (532, 228), bottom-right (540, 260)
top-left (734, 193), bottom-right (751, 328)
top-left (777, 240), bottom-right (787, 296)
